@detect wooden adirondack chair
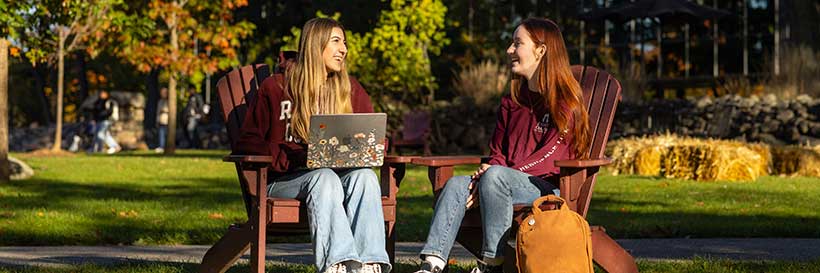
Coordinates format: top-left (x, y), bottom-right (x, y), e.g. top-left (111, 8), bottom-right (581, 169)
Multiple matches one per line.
top-left (199, 64), bottom-right (415, 273)
top-left (412, 66), bottom-right (638, 273)
top-left (390, 109), bottom-right (433, 156)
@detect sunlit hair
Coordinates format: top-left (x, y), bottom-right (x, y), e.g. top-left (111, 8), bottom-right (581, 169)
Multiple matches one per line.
top-left (509, 18), bottom-right (591, 158)
top-left (287, 18), bottom-right (353, 142)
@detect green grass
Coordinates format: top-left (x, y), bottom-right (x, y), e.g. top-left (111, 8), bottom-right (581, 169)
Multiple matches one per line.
top-left (2, 259), bottom-right (820, 273)
top-left (1, 150), bottom-right (819, 246)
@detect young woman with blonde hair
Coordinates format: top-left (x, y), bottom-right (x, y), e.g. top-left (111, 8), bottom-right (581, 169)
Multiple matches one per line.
top-left (414, 18), bottom-right (591, 273)
top-left (236, 18), bottom-right (389, 273)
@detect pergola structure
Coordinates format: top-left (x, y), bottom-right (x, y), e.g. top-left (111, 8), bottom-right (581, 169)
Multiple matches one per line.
top-left (579, 0), bottom-right (732, 79)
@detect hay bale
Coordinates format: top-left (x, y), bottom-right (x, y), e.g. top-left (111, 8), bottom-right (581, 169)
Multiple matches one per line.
top-left (771, 146), bottom-right (805, 175)
top-left (711, 140), bottom-right (771, 177)
top-left (661, 144), bottom-right (709, 180)
top-left (606, 138), bottom-right (647, 175)
top-left (607, 133), bottom-right (776, 181)
top-left (744, 143), bottom-right (772, 176)
top-left (634, 145), bottom-right (664, 176)
top-left (705, 144), bottom-right (764, 181)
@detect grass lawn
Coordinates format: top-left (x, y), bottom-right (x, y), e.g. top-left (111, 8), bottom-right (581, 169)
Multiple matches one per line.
top-left (2, 259), bottom-right (820, 273)
top-left (1, 150), bottom-right (819, 246)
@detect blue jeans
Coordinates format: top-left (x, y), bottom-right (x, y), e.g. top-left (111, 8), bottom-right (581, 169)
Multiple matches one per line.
top-left (269, 168), bottom-right (391, 273)
top-left (157, 125), bottom-right (168, 149)
top-left (186, 117), bottom-right (199, 148)
top-left (420, 165), bottom-right (559, 261)
top-left (92, 120), bottom-right (119, 152)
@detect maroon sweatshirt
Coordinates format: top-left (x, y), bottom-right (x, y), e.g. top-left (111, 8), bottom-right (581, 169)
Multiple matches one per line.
top-left (487, 88), bottom-right (576, 179)
top-left (233, 73), bottom-right (374, 176)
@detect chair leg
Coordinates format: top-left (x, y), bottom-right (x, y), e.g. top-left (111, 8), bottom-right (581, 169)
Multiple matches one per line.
top-left (386, 220), bottom-right (396, 264)
top-left (199, 223), bottom-right (252, 273)
top-left (591, 226), bottom-right (638, 273)
top-left (250, 222), bottom-right (266, 273)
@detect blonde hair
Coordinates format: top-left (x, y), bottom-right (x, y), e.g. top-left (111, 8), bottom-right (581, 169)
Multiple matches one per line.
top-left (509, 18), bottom-right (591, 158)
top-left (287, 18), bottom-right (353, 142)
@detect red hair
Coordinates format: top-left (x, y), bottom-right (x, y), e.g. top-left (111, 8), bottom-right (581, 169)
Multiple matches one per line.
top-left (509, 18), bottom-right (591, 158)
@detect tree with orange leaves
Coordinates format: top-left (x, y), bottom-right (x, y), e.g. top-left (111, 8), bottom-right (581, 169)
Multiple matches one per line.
top-left (119, 0), bottom-right (254, 155)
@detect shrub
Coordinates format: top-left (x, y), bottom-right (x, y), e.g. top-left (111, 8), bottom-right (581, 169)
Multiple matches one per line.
top-left (451, 60), bottom-right (508, 108)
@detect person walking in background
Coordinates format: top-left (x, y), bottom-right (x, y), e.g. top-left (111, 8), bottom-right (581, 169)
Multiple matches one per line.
top-left (183, 87), bottom-right (204, 148)
top-left (156, 87), bottom-right (170, 153)
top-left (91, 90), bottom-right (122, 154)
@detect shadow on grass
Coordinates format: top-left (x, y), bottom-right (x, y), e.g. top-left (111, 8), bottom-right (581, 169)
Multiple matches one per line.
top-left (104, 150), bottom-right (228, 160)
top-left (0, 260), bottom-right (473, 273)
top-left (0, 176), bottom-right (246, 246)
top-left (3, 171), bottom-right (819, 246)
top-left (4, 259), bottom-right (820, 273)
top-left (587, 188), bottom-right (820, 238)
top-left (396, 190), bottom-right (820, 241)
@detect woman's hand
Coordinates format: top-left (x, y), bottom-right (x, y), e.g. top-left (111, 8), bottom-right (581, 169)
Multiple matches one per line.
top-left (471, 163), bottom-right (491, 180)
top-left (466, 164), bottom-right (491, 209)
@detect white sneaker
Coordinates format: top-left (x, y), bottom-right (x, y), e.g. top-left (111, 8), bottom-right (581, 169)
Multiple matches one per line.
top-left (361, 263), bottom-right (382, 273)
top-left (106, 146), bottom-right (120, 154)
top-left (414, 260), bottom-right (443, 273)
top-left (326, 262), bottom-right (348, 273)
top-left (154, 147), bottom-right (164, 153)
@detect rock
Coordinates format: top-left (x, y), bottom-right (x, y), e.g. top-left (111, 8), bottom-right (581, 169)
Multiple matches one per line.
top-left (758, 133), bottom-right (785, 146)
top-left (810, 122), bottom-right (820, 136)
top-left (762, 94), bottom-right (778, 106)
top-left (788, 127), bottom-right (802, 142)
top-left (777, 110), bottom-right (795, 122)
top-left (9, 156), bottom-right (34, 180)
top-left (798, 135), bottom-right (819, 146)
top-left (763, 119), bottom-right (780, 132)
top-left (695, 96), bottom-right (712, 108)
top-left (795, 94), bottom-right (813, 105)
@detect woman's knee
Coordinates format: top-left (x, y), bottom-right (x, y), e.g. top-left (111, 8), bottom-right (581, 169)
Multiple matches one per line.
top-left (347, 168), bottom-right (379, 184)
top-left (346, 168), bottom-right (381, 194)
top-left (478, 166), bottom-right (508, 193)
top-left (308, 168), bottom-right (343, 199)
top-left (441, 176), bottom-right (471, 197)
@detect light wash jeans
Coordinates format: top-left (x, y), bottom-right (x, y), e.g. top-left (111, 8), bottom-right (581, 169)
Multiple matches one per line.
top-left (157, 125), bottom-right (168, 149)
top-left (419, 165), bottom-right (559, 261)
top-left (185, 117), bottom-right (199, 148)
top-left (92, 120), bottom-right (120, 152)
top-left (269, 168), bottom-right (391, 273)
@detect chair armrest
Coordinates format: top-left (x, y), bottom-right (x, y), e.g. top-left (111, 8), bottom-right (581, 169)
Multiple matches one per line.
top-left (554, 158), bottom-right (612, 168)
top-left (411, 155), bottom-right (485, 167)
top-left (412, 155), bottom-right (486, 195)
top-left (223, 155), bottom-right (273, 165)
top-left (384, 155), bottom-right (418, 164)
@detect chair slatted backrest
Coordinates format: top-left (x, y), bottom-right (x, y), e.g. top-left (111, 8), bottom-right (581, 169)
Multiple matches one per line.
top-left (215, 64), bottom-right (271, 216)
top-left (570, 65), bottom-right (622, 217)
top-left (402, 110), bottom-right (431, 141)
top-left (216, 64), bottom-right (271, 148)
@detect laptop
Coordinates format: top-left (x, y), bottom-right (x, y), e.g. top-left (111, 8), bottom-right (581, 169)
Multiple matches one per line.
top-left (307, 113), bottom-right (387, 169)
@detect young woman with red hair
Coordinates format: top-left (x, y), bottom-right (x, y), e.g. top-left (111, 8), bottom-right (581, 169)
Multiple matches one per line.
top-left (414, 18), bottom-right (591, 273)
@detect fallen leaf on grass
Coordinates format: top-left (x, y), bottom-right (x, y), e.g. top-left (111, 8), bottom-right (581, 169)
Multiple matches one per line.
top-left (208, 213), bottom-right (224, 219)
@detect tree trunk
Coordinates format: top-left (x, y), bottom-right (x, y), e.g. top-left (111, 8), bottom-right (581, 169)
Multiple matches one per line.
top-left (165, 14), bottom-right (178, 155)
top-left (32, 66), bottom-right (51, 124)
top-left (144, 68), bottom-right (160, 129)
top-left (0, 39), bottom-right (10, 182)
top-left (52, 29), bottom-right (66, 152)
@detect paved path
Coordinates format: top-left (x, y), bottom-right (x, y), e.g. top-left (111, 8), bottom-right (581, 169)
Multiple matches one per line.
top-left (1, 239), bottom-right (819, 268)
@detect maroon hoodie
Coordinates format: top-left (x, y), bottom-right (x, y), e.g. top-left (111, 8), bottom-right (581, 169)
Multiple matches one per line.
top-left (233, 73), bottom-right (374, 176)
top-left (487, 87), bottom-right (576, 179)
